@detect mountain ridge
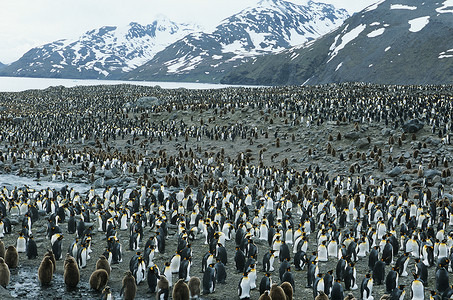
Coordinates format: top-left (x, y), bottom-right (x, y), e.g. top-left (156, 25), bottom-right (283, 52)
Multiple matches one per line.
top-left (221, 0), bottom-right (453, 85)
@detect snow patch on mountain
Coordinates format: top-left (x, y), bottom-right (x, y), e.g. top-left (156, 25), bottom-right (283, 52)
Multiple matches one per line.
top-left (328, 24), bottom-right (366, 62)
top-left (437, 0), bottom-right (453, 13)
top-left (439, 49), bottom-right (453, 59)
top-left (391, 4), bottom-right (417, 10)
top-left (367, 28), bottom-right (385, 37)
top-left (408, 16), bottom-right (430, 32)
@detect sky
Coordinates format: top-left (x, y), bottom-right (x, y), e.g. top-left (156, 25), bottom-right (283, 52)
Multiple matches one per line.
top-left (0, 0), bottom-right (378, 64)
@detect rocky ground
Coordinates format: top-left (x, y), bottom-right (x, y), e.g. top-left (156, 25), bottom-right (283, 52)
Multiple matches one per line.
top-left (0, 83), bottom-right (452, 299)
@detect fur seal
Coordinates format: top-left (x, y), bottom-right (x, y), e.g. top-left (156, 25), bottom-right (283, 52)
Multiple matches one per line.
top-left (90, 269), bottom-right (109, 291)
top-left (172, 279), bottom-right (190, 300)
top-left (64, 254), bottom-right (80, 289)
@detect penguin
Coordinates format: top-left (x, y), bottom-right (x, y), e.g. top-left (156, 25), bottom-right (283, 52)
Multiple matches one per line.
top-left (280, 281), bottom-right (293, 300)
top-left (202, 264), bottom-right (216, 294)
top-left (188, 276), bottom-right (201, 299)
top-left (96, 255), bottom-right (111, 276)
top-left (331, 279), bottom-right (344, 300)
top-left (121, 271), bottom-right (137, 300)
top-left (44, 249), bottom-right (56, 273)
top-left (307, 260), bottom-right (318, 288)
top-left (435, 266), bottom-right (449, 294)
top-left (0, 257), bottom-right (10, 288)
top-left (0, 240), bottom-right (5, 258)
top-left (344, 293), bottom-right (357, 300)
top-left (38, 256), bottom-right (54, 285)
top-left (373, 259), bottom-right (386, 285)
top-left (216, 243), bottom-right (228, 265)
top-left (414, 258), bottom-right (427, 287)
top-left (368, 246), bottom-right (379, 271)
top-left (101, 286), bottom-right (113, 300)
top-left (4, 246), bottom-right (18, 269)
top-left (89, 269), bottom-right (109, 291)
top-left (163, 261), bottom-right (172, 287)
top-left (318, 240), bottom-right (328, 262)
top-left (248, 263), bottom-right (257, 290)
top-left (411, 273), bottom-right (424, 300)
top-left (269, 283), bottom-right (287, 300)
top-left (64, 254), bottom-right (80, 289)
top-left (77, 244), bottom-right (88, 268)
top-left (172, 279), bottom-right (190, 300)
top-left (111, 239), bottom-right (122, 264)
top-left (259, 273), bottom-right (272, 295)
top-left (315, 291), bottom-right (329, 300)
top-left (279, 241), bottom-right (291, 262)
top-left (179, 257), bottom-right (191, 282)
top-left (147, 265), bottom-right (159, 293)
top-left (16, 232), bottom-right (27, 253)
top-left (215, 260), bottom-right (227, 284)
top-left (235, 247), bottom-right (246, 273)
top-left (262, 250), bottom-right (275, 272)
top-left (281, 268), bottom-right (295, 292)
top-left (156, 274), bottom-right (170, 300)
top-left (390, 285), bottom-right (406, 300)
top-left (360, 273), bottom-right (373, 300)
top-left (26, 235), bottom-right (38, 259)
top-left (238, 272), bottom-right (251, 300)
top-left (52, 233), bottom-right (64, 260)
top-left (395, 252), bottom-right (410, 277)
top-left (170, 252), bottom-right (181, 274)
top-left (382, 240), bottom-right (393, 265)
top-left (258, 290), bottom-right (272, 300)
top-left (385, 267), bottom-right (398, 293)
top-left (344, 262), bottom-right (358, 291)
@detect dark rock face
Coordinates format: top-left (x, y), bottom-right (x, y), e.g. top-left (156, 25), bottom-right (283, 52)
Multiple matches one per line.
top-left (402, 119), bottom-right (424, 133)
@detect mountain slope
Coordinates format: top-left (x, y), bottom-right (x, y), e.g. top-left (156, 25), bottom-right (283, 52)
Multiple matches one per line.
top-left (221, 0), bottom-right (453, 85)
top-left (124, 0), bottom-right (349, 82)
top-left (0, 17), bottom-right (200, 79)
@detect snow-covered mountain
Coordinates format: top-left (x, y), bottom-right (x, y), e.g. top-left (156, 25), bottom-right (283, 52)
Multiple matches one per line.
top-left (125, 0), bottom-right (349, 82)
top-left (0, 17), bottom-right (201, 79)
top-left (222, 0), bottom-right (453, 85)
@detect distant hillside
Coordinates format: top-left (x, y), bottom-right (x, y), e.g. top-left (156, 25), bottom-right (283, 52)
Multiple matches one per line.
top-left (124, 0), bottom-right (349, 83)
top-left (221, 0), bottom-right (453, 85)
top-left (0, 17), bottom-right (201, 79)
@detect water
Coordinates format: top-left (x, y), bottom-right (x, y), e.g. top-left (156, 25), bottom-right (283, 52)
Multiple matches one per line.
top-left (0, 76), bottom-right (257, 92)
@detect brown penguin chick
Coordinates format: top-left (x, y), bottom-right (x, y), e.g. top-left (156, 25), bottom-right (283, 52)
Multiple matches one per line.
top-left (64, 254), bottom-right (80, 288)
top-left (44, 249), bottom-right (56, 272)
top-left (188, 276), bottom-right (201, 299)
top-left (269, 283), bottom-right (286, 300)
top-left (315, 291), bottom-right (329, 300)
top-left (38, 256), bottom-right (54, 285)
top-left (258, 290), bottom-right (272, 300)
top-left (89, 269), bottom-right (109, 291)
top-left (4, 246), bottom-right (18, 269)
top-left (172, 279), bottom-right (190, 300)
top-left (344, 293), bottom-right (357, 300)
top-left (157, 275), bottom-right (169, 300)
top-left (96, 255), bottom-right (111, 276)
top-left (0, 257), bottom-right (10, 287)
top-left (280, 281), bottom-right (293, 300)
top-left (121, 271), bottom-right (137, 300)
top-left (0, 241), bottom-right (5, 258)
top-left (102, 286), bottom-right (112, 299)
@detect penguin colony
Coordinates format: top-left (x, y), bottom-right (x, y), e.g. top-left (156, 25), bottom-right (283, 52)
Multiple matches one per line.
top-left (0, 83), bottom-right (452, 299)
